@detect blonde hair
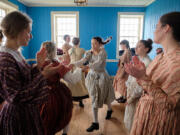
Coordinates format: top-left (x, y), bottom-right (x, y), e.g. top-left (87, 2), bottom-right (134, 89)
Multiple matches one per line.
top-left (41, 41), bottom-right (57, 60)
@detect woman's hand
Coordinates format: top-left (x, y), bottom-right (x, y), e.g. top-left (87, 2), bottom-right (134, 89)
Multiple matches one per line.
top-left (125, 56), bottom-right (146, 79)
top-left (81, 65), bottom-right (89, 72)
top-left (41, 64), bottom-right (62, 79)
top-left (36, 47), bottom-right (47, 69)
top-left (68, 64), bottom-right (74, 70)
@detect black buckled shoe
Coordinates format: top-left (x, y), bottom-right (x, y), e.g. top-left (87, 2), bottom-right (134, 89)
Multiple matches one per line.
top-left (86, 122), bottom-right (99, 132)
top-left (116, 96), bottom-right (127, 103)
top-left (79, 101), bottom-right (84, 108)
top-left (105, 110), bottom-right (113, 120)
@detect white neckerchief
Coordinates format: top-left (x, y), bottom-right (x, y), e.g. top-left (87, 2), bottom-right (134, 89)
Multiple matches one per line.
top-left (0, 46), bottom-right (24, 63)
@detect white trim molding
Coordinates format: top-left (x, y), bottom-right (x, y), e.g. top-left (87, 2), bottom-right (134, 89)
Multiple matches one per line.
top-left (26, 59), bottom-right (118, 62)
top-left (17, 0), bottom-right (156, 7)
top-left (0, 0), bottom-right (18, 12)
top-left (106, 59), bottom-right (119, 62)
top-left (144, 0), bottom-right (155, 6)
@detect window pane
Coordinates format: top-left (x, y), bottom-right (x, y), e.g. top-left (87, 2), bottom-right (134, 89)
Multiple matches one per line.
top-left (0, 8), bottom-right (6, 25)
top-left (0, 8), bottom-right (6, 45)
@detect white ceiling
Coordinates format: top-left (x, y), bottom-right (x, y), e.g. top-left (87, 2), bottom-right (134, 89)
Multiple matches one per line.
top-left (18, 0), bottom-right (156, 7)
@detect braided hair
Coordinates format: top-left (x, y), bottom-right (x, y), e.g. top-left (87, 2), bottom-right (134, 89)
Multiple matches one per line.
top-left (92, 36), bottom-right (112, 45)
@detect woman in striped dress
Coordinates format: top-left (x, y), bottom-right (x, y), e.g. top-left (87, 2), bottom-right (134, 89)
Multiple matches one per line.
top-left (113, 40), bottom-right (131, 103)
top-left (0, 30), bottom-right (4, 110)
top-left (0, 11), bottom-right (61, 135)
top-left (125, 12), bottom-right (180, 135)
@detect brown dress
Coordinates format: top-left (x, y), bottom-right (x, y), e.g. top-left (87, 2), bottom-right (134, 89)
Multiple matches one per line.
top-left (130, 49), bottom-right (180, 135)
top-left (113, 49), bottom-right (131, 97)
top-left (40, 60), bottom-right (73, 135)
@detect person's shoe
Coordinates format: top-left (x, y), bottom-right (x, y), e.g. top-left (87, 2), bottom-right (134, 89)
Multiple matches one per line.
top-left (121, 98), bottom-right (127, 103)
top-left (79, 101), bottom-right (84, 108)
top-left (116, 96), bottom-right (127, 103)
top-left (105, 110), bottom-right (113, 119)
top-left (62, 134), bottom-right (67, 135)
top-left (86, 122), bottom-right (99, 132)
top-left (116, 96), bottom-right (123, 102)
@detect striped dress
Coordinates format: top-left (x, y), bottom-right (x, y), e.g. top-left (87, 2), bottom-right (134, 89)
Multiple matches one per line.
top-left (0, 46), bottom-right (50, 135)
top-left (130, 49), bottom-right (180, 135)
top-left (113, 49), bottom-right (131, 97)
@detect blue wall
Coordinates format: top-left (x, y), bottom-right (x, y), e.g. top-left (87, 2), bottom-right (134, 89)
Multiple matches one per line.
top-left (8, 0), bottom-right (30, 58)
top-left (144, 0), bottom-right (180, 59)
top-left (26, 7), bottom-right (145, 75)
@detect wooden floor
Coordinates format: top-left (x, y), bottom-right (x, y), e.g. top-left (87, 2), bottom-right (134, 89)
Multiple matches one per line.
top-left (56, 96), bottom-right (129, 135)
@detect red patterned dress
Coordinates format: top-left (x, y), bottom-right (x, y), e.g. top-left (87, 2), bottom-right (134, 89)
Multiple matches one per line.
top-left (40, 60), bottom-right (73, 135)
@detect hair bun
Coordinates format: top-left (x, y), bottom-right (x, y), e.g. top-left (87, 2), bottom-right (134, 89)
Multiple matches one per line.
top-left (147, 38), bottom-right (153, 45)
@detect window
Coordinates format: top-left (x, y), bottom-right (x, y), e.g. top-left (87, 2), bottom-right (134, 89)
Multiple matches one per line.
top-left (0, 8), bottom-right (6, 23)
top-left (117, 12), bottom-right (144, 58)
top-left (51, 11), bottom-right (79, 48)
top-left (0, 8), bottom-right (6, 45)
top-left (0, 0), bottom-right (18, 45)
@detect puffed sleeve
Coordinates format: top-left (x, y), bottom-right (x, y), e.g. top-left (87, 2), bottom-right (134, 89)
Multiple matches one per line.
top-left (73, 50), bottom-right (92, 66)
top-left (0, 54), bottom-right (50, 105)
top-left (137, 63), bottom-right (180, 110)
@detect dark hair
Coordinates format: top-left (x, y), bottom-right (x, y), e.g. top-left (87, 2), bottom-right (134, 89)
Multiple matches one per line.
top-left (140, 38), bottom-right (153, 53)
top-left (160, 12), bottom-right (180, 42)
top-left (92, 36), bottom-right (112, 45)
top-left (120, 40), bottom-right (130, 49)
top-left (63, 34), bottom-right (70, 41)
top-left (0, 29), bottom-right (3, 40)
top-left (0, 11), bottom-right (32, 39)
top-left (72, 37), bottom-right (80, 45)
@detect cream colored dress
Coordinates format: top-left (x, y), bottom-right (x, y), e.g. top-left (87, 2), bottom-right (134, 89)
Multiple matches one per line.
top-left (124, 56), bottom-right (151, 132)
top-left (73, 49), bottom-right (115, 108)
top-left (62, 47), bottom-right (89, 101)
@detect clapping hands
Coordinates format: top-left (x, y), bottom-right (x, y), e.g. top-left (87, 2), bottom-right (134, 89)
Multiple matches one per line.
top-left (125, 56), bottom-right (146, 79)
top-left (36, 47), bottom-right (47, 69)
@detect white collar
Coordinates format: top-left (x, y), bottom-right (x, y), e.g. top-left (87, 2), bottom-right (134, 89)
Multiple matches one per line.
top-left (0, 46), bottom-right (24, 63)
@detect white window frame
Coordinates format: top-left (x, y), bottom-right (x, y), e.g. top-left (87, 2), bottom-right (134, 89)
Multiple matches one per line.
top-left (0, 0), bottom-right (18, 13)
top-left (51, 11), bottom-right (79, 48)
top-left (0, 0), bottom-right (18, 45)
top-left (117, 12), bottom-right (144, 59)
top-left (0, 8), bottom-right (6, 22)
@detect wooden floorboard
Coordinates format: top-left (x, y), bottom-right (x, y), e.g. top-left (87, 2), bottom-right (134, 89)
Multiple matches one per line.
top-left (56, 94), bottom-right (129, 135)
